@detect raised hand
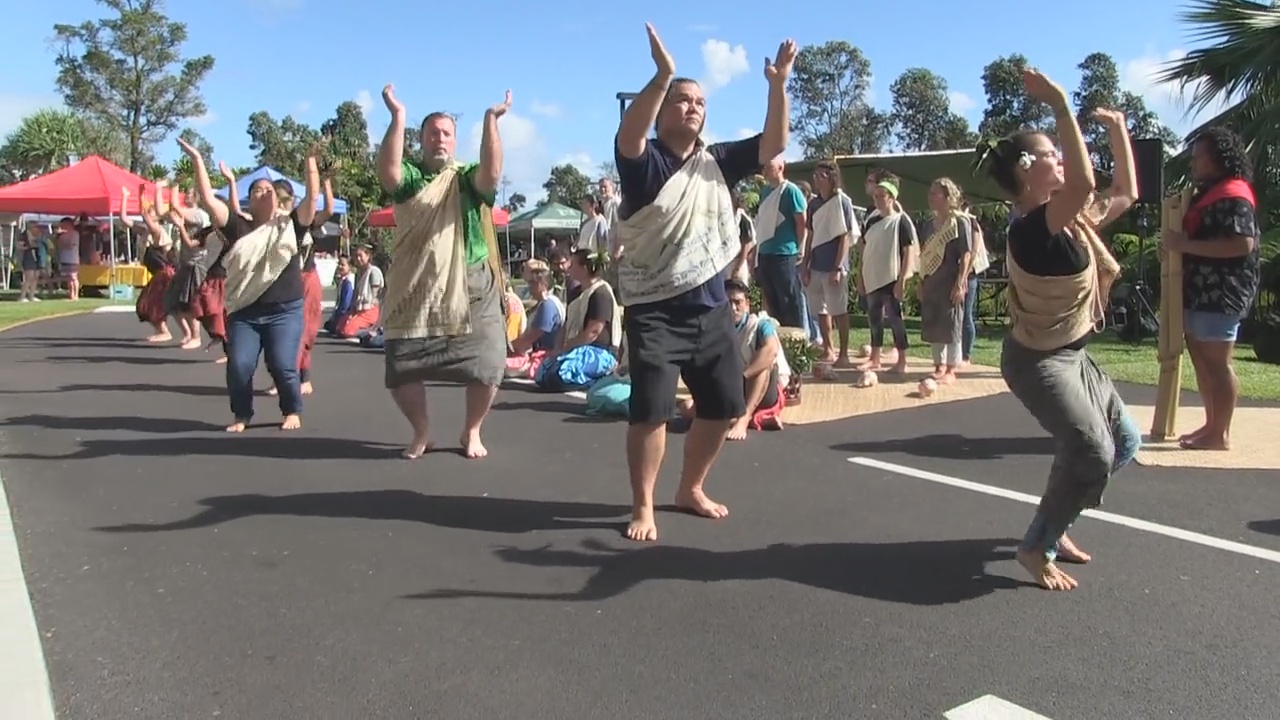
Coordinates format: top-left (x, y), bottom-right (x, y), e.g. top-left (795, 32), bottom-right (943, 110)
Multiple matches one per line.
top-left (166, 206), bottom-right (185, 226)
top-left (175, 136), bottom-right (199, 159)
top-left (764, 39), bottom-right (797, 84)
top-left (218, 161), bottom-right (236, 182)
top-left (488, 90), bottom-right (512, 118)
top-left (1091, 108), bottom-right (1127, 128)
top-left (646, 23), bottom-right (675, 77)
top-left (1022, 68), bottom-right (1068, 108)
top-left (382, 84), bottom-right (405, 116)
top-left (323, 177), bottom-right (333, 194)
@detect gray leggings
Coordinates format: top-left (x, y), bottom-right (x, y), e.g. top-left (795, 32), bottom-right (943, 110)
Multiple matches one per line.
top-left (865, 283), bottom-right (908, 350)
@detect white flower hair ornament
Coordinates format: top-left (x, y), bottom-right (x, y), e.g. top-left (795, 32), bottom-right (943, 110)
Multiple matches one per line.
top-left (1017, 152), bottom-right (1036, 170)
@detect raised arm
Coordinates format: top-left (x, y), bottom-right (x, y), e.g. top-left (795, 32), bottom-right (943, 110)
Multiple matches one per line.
top-left (176, 137), bottom-right (230, 228)
top-left (759, 40), bottom-right (797, 164)
top-left (376, 84), bottom-right (407, 193)
top-left (218, 162), bottom-right (242, 217)
top-left (139, 203), bottom-right (164, 240)
top-left (1085, 109), bottom-right (1139, 230)
top-left (475, 90), bottom-right (512, 197)
top-left (1025, 69), bottom-right (1095, 234)
top-left (316, 178), bottom-right (336, 225)
top-left (294, 147), bottom-right (322, 229)
top-left (167, 208), bottom-right (199, 248)
top-left (617, 24), bottom-right (676, 160)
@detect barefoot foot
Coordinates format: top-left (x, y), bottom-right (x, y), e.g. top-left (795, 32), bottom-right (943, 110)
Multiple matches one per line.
top-left (726, 419), bottom-right (750, 441)
top-left (1055, 535), bottom-right (1092, 564)
top-left (300, 381), bottom-right (314, 395)
top-left (460, 430), bottom-right (488, 459)
top-left (401, 436), bottom-right (435, 459)
top-left (266, 386), bottom-right (279, 396)
top-left (1016, 549), bottom-right (1079, 591)
top-left (214, 356), bottom-right (227, 365)
top-left (225, 420), bottom-right (248, 433)
top-left (180, 338), bottom-right (202, 350)
top-left (146, 333), bottom-right (172, 343)
top-left (1177, 426), bottom-right (1208, 443)
top-left (280, 414), bottom-right (302, 430)
top-left (625, 507), bottom-right (658, 542)
top-left (674, 488), bottom-right (729, 519)
top-left (1179, 435), bottom-right (1230, 451)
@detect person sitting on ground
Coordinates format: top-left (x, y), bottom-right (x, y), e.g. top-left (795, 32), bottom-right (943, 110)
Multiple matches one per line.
top-left (501, 269), bottom-right (528, 345)
top-left (534, 249), bottom-right (621, 390)
top-left (506, 259), bottom-right (564, 375)
top-left (547, 247), bottom-right (576, 301)
top-left (678, 278), bottom-right (788, 439)
top-left (324, 255), bottom-right (355, 336)
top-left (333, 244), bottom-right (383, 340)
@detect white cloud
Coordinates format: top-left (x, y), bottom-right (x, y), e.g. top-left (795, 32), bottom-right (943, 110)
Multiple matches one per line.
top-left (700, 39), bottom-right (750, 91)
top-left (467, 111), bottom-right (548, 200)
top-left (189, 111), bottom-right (217, 127)
top-left (948, 91), bottom-right (976, 115)
top-left (1119, 47), bottom-right (1236, 132)
top-left (354, 89), bottom-right (373, 119)
top-left (0, 92), bottom-right (62, 139)
top-left (782, 144), bottom-right (804, 162)
top-left (556, 152), bottom-right (594, 175)
top-left (702, 130), bottom-right (721, 144)
top-left (529, 99), bottom-right (563, 118)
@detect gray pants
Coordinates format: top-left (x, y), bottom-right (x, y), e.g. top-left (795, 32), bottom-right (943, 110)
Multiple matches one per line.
top-left (1001, 335), bottom-right (1143, 560)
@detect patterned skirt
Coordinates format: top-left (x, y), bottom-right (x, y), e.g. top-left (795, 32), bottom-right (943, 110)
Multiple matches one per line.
top-left (191, 275), bottom-right (227, 340)
top-left (135, 265), bottom-right (175, 324)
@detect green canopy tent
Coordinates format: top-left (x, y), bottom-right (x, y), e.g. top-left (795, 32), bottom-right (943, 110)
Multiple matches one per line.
top-left (785, 149), bottom-right (1009, 210)
top-left (507, 202), bottom-right (586, 258)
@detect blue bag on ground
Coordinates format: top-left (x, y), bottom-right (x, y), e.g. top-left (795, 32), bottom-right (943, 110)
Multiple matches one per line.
top-left (585, 375), bottom-right (631, 416)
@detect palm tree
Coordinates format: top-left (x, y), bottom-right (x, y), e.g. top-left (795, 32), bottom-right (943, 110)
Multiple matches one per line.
top-left (1158, 0), bottom-right (1280, 220)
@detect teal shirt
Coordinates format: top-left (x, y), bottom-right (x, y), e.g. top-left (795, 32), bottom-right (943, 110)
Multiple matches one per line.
top-left (392, 161), bottom-right (496, 266)
top-left (757, 183), bottom-right (807, 257)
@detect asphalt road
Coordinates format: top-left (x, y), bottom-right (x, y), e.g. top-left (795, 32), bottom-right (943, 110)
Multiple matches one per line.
top-left (0, 313), bottom-right (1277, 720)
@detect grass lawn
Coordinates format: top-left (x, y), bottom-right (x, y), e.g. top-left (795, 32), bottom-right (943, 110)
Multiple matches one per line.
top-left (0, 294), bottom-right (117, 332)
top-left (843, 318), bottom-right (1280, 402)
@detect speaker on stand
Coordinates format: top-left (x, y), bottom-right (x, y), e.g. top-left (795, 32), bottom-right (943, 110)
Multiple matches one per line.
top-left (1114, 138), bottom-right (1165, 343)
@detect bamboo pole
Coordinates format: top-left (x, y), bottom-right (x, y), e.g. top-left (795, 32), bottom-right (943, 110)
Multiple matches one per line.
top-left (1150, 188), bottom-right (1193, 440)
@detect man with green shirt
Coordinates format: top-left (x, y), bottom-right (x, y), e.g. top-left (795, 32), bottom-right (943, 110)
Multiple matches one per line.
top-left (374, 83), bottom-right (511, 461)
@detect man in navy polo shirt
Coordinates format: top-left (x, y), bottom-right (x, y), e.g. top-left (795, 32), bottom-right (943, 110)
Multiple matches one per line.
top-left (612, 23), bottom-right (796, 542)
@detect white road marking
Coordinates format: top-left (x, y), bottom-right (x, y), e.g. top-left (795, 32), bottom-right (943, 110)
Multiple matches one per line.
top-left (850, 456), bottom-right (1280, 565)
top-left (945, 695), bottom-right (1051, 719)
top-left (0, 472), bottom-right (57, 720)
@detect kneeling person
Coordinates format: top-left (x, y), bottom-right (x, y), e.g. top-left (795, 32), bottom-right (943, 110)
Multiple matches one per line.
top-left (680, 279), bottom-right (786, 439)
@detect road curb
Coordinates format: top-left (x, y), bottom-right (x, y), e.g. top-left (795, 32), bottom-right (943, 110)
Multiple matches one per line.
top-left (0, 467), bottom-right (57, 720)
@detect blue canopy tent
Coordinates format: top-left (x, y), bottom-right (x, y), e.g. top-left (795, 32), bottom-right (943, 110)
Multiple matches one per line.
top-left (214, 166), bottom-right (348, 214)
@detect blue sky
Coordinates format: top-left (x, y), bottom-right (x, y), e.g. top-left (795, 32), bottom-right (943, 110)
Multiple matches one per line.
top-left (1, 0), bottom-right (1212, 202)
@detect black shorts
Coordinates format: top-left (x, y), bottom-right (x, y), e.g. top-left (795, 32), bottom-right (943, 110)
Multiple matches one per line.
top-left (752, 366), bottom-right (780, 411)
top-left (625, 301), bottom-right (745, 424)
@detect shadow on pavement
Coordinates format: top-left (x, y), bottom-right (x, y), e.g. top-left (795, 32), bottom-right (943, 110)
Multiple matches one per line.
top-left (834, 434), bottom-right (1055, 460)
top-left (0, 382), bottom-right (226, 397)
top-left (404, 537), bottom-right (1031, 606)
top-left (5, 435), bottom-right (403, 461)
top-left (94, 490), bottom-right (630, 536)
top-left (1246, 519), bottom-right (1280, 537)
top-left (2, 414), bottom-right (224, 434)
top-left (36, 354), bottom-right (210, 366)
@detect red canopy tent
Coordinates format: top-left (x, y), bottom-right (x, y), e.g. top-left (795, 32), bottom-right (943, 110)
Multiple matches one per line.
top-left (0, 156), bottom-right (157, 216)
top-left (367, 205), bottom-right (509, 228)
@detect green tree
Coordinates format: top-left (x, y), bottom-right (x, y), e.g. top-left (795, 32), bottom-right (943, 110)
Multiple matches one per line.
top-left (320, 101), bottom-right (370, 168)
top-left (1073, 52), bottom-right (1181, 173)
top-left (246, 111), bottom-right (321, 177)
top-left (504, 192), bottom-right (527, 214)
top-left (889, 68), bottom-right (977, 151)
top-left (977, 54), bottom-right (1053, 138)
top-left (0, 108), bottom-right (128, 181)
top-left (787, 40), bottom-right (887, 158)
top-left (53, 0), bottom-right (215, 173)
top-left (736, 175), bottom-right (767, 212)
top-left (1159, 0), bottom-right (1280, 227)
top-left (143, 162), bottom-right (168, 181)
top-left (541, 164), bottom-right (592, 207)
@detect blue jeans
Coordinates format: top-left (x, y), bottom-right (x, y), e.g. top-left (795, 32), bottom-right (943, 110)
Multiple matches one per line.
top-left (226, 298), bottom-right (305, 421)
top-left (756, 254), bottom-right (805, 329)
top-left (961, 274), bottom-right (979, 360)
